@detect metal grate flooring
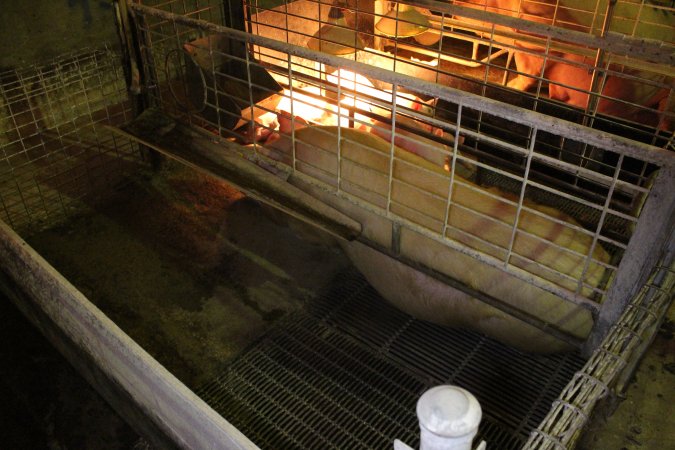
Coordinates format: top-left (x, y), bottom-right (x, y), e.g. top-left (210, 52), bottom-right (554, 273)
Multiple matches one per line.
top-left (197, 269), bottom-right (586, 450)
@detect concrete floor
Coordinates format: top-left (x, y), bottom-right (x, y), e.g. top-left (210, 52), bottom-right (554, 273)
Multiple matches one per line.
top-left (0, 290), bottom-right (140, 449)
top-left (0, 1), bottom-right (673, 449)
top-left (577, 306), bottom-right (675, 450)
top-left (0, 2), bottom-right (134, 448)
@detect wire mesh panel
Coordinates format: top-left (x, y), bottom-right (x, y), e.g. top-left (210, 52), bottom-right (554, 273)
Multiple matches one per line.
top-left (197, 268), bottom-right (587, 450)
top-left (128, 0), bottom-right (674, 334)
top-left (0, 46), bottom-right (143, 235)
top-left (238, 0), bottom-right (675, 144)
top-left (525, 250), bottom-right (675, 449)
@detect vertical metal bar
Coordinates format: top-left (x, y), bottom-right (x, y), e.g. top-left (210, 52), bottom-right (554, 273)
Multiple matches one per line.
top-left (629, 0), bottom-right (645, 38)
top-left (391, 221), bottom-right (401, 255)
top-left (245, 33), bottom-right (256, 151)
top-left (76, 55), bottom-right (103, 193)
top-left (583, 0), bottom-right (617, 125)
top-left (113, 0), bottom-right (142, 100)
top-left (135, 5), bottom-right (160, 111)
top-left (32, 178), bottom-right (54, 225)
top-left (434, 12), bottom-right (445, 87)
top-left (283, 0), bottom-right (289, 47)
top-left (336, 69), bottom-right (343, 194)
top-left (385, 83), bottom-right (398, 215)
top-left (480, 23), bottom-right (495, 89)
top-left (584, 166), bottom-right (675, 354)
top-left (393, 1), bottom-right (399, 74)
top-left (118, 0), bottom-right (162, 174)
top-left (206, 35), bottom-right (223, 134)
top-left (576, 153), bottom-right (623, 295)
top-left (373, 0), bottom-right (384, 50)
top-left (288, 54), bottom-right (297, 172)
top-left (17, 70), bottom-right (44, 164)
top-left (504, 127), bottom-right (537, 268)
top-left (441, 103), bottom-right (462, 238)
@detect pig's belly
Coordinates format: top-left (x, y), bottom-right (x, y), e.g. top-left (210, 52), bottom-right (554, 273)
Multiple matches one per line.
top-left (340, 240), bottom-right (590, 353)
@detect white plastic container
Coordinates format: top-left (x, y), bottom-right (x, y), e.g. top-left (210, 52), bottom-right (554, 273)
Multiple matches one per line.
top-left (416, 385), bottom-right (482, 450)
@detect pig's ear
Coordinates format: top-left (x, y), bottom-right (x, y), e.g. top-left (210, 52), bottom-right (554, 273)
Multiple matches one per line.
top-left (423, 97), bottom-right (438, 108)
top-left (414, 97), bottom-right (438, 116)
top-left (357, 123), bottom-right (371, 132)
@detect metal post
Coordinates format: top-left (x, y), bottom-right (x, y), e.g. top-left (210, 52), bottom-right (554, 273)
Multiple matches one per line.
top-left (0, 220), bottom-right (259, 450)
top-left (584, 166), bottom-right (675, 355)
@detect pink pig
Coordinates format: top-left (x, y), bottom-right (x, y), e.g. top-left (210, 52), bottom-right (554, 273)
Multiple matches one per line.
top-left (454, 0), bottom-right (674, 129)
top-left (363, 96), bottom-right (457, 168)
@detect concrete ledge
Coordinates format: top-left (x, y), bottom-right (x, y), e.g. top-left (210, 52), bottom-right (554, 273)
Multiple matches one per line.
top-left (0, 220), bottom-right (258, 450)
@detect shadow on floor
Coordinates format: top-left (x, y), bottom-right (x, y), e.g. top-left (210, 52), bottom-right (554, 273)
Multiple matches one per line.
top-left (0, 294), bottom-right (139, 449)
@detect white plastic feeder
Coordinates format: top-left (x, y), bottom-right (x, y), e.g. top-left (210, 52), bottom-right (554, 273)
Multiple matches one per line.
top-left (394, 385), bottom-right (485, 450)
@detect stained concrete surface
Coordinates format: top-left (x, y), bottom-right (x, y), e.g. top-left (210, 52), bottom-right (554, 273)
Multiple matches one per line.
top-left (24, 165), bottom-right (351, 390)
top-left (2, 161), bottom-right (352, 448)
top-left (0, 290), bottom-right (140, 449)
top-left (0, 1), bottom-right (674, 449)
top-left (2, 160), bottom-right (673, 450)
top-left (577, 307), bottom-right (675, 450)
top-left (0, 0), bottom-right (118, 68)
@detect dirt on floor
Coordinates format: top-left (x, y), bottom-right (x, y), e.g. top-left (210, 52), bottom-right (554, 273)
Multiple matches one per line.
top-left (0, 290), bottom-right (140, 449)
top-left (25, 162), bottom-right (351, 390)
top-left (4, 160), bottom-right (673, 449)
top-left (1, 159), bottom-right (350, 449)
top-left (577, 306), bottom-right (675, 450)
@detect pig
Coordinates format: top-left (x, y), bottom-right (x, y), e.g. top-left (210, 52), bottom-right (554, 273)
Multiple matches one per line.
top-left (453, 0), bottom-right (674, 129)
top-left (259, 93), bottom-right (471, 175)
top-left (361, 94), bottom-right (474, 177)
top-left (264, 125), bottom-right (610, 352)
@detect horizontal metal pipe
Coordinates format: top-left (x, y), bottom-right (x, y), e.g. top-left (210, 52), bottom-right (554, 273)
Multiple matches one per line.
top-left (401, 0), bottom-right (674, 65)
top-left (362, 237), bottom-right (587, 349)
top-left (0, 219), bottom-right (259, 450)
top-left (129, 2), bottom-right (675, 169)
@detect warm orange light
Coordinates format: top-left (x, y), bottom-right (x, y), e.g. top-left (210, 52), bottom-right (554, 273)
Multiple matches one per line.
top-left (259, 69), bottom-right (435, 133)
top-left (326, 69), bottom-right (376, 127)
top-left (276, 87), bottom-right (330, 123)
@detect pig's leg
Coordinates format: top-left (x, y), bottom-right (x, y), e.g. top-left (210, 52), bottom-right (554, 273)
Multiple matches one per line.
top-left (257, 112), bottom-right (309, 165)
top-left (546, 61), bottom-right (591, 108)
top-left (507, 47), bottom-right (546, 91)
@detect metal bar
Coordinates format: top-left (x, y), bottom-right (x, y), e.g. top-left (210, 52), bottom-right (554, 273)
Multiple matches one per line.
top-left (584, 166), bottom-right (675, 354)
top-left (442, 102), bottom-right (462, 238)
top-left (525, 251), bottom-right (674, 449)
top-left (402, 0), bottom-right (674, 65)
top-left (576, 153), bottom-right (624, 296)
top-left (386, 83), bottom-right (399, 215)
top-left (505, 128), bottom-right (537, 268)
top-left (0, 219), bottom-right (259, 450)
top-left (127, 2), bottom-right (675, 169)
top-left (584, 0), bottom-right (618, 124)
top-left (106, 108), bottom-right (362, 241)
top-left (579, 0), bottom-right (618, 167)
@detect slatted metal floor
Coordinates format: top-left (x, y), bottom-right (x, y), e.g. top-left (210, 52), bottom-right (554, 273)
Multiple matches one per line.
top-left (197, 268), bottom-right (586, 449)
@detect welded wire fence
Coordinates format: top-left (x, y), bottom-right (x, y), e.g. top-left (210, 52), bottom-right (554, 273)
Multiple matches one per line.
top-left (0, 45), bottom-right (144, 234)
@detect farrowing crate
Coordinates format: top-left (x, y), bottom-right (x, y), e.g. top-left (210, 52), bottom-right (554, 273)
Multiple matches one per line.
top-left (109, 1), bottom-right (674, 445)
top-left (0, 1), bottom-right (672, 449)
